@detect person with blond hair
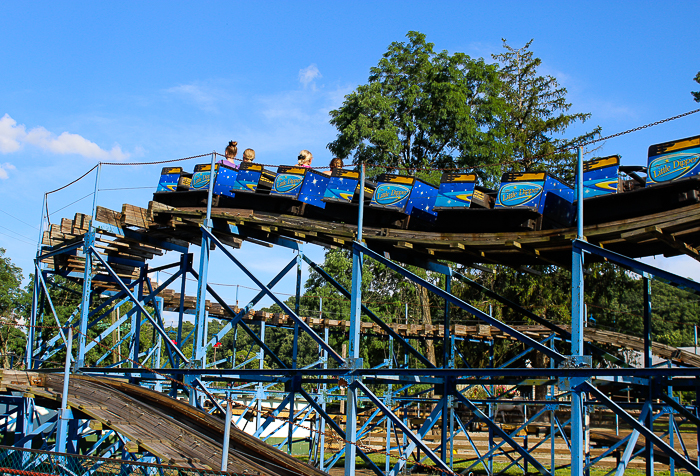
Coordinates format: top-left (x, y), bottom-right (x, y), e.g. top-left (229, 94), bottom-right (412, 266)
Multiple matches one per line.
top-left (242, 148), bottom-right (255, 163)
top-left (297, 150), bottom-right (313, 168)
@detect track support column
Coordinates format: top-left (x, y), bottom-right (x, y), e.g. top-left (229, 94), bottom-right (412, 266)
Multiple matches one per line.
top-left (345, 164), bottom-right (365, 476)
top-left (571, 146), bottom-right (586, 475)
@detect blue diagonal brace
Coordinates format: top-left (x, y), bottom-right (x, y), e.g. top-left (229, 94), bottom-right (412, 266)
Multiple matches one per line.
top-left (302, 254), bottom-right (435, 369)
top-left (207, 257), bottom-right (297, 348)
top-left (202, 226), bottom-right (344, 364)
top-left (299, 388), bottom-right (385, 476)
top-left (36, 241), bottom-right (83, 261)
top-left (658, 392), bottom-right (700, 427)
top-left (614, 402), bottom-right (649, 475)
top-left (254, 392), bottom-right (293, 439)
top-left (584, 381), bottom-right (700, 475)
top-left (574, 239), bottom-right (700, 293)
top-left (354, 380), bottom-right (453, 474)
top-left (189, 267), bottom-right (287, 369)
top-left (452, 390), bottom-right (551, 475)
top-left (453, 270), bottom-right (626, 366)
top-left (390, 396), bottom-right (445, 475)
top-left (356, 242), bottom-right (564, 362)
top-left (89, 247), bottom-right (189, 363)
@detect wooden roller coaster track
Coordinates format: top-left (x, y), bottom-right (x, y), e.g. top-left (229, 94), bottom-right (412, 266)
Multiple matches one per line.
top-left (1, 370), bottom-right (328, 476)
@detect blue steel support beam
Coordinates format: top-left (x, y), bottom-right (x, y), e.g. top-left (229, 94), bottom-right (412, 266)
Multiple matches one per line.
top-left (584, 382), bottom-right (700, 475)
top-left (192, 153), bottom-right (217, 373)
top-left (89, 248), bottom-right (189, 363)
top-left (452, 390), bottom-right (550, 475)
top-left (189, 268), bottom-right (288, 369)
top-left (658, 392), bottom-right (700, 427)
top-left (76, 231), bottom-right (94, 369)
top-left (468, 406), bottom-right (551, 475)
top-left (36, 241), bottom-right (83, 262)
top-left (614, 402), bottom-right (650, 475)
top-left (355, 380), bottom-right (454, 474)
top-left (174, 253), bottom-right (190, 374)
top-left (208, 257), bottom-right (297, 347)
top-left (36, 267), bottom-right (68, 347)
top-left (390, 396), bottom-right (445, 476)
top-left (130, 267), bottom-right (146, 381)
top-left (298, 388), bottom-right (385, 476)
top-left (571, 145), bottom-right (586, 476)
top-left (26, 266), bottom-right (40, 369)
top-left (356, 242), bottom-right (564, 362)
top-left (452, 271), bottom-right (625, 366)
top-left (289, 253), bottom-right (302, 455)
top-left (144, 277), bottom-right (177, 368)
top-left (74, 164), bottom-right (101, 368)
top-left (302, 254), bottom-right (434, 368)
top-left (643, 274), bottom-right (654, 475)
top-left (201, 226), bottom-right (344, 364)
top-left (574, 240), bottom-right (700, 293)
top-left (441, 275), bottom-right (451, 462)
top-left (345, 163), bottom-right (365, 476)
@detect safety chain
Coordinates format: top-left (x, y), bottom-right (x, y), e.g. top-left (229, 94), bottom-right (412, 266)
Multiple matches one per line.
top-left (6, 320), bottom-right (458, 475)
top-left (46, 165), bottom-right (99, 196)
top-left (101, 153), bottom-right (212, 167)
top-left (579, 108), bottom-right (700, 148)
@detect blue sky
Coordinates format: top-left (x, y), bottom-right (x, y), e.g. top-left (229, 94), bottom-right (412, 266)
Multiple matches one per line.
top-left (1, 1), bottom-right (699, 317)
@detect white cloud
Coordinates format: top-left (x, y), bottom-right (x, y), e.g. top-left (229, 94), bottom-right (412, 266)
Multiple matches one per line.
top-left (299, 64), bottom-right (321, 88)
top-left (0, 114), bottom-right (25, 153)
top-left (0, 162), bottom-right (16, 179)
top-left (0, 114), bottom-right (131, 161)
top-left (165, 83), bottom-right (219, 112)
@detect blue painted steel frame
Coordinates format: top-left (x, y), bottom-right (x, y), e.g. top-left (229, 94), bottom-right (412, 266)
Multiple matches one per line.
top-left (19, 153), bottom-right (700, 475)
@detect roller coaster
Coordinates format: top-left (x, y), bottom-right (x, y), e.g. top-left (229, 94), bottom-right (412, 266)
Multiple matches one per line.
top-left (4, 133), bottom-right (700, 475)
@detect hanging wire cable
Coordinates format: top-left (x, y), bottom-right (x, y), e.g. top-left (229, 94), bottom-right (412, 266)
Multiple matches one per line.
top-left (0, 231), bottom-right (35, 246)
top-left (0, 208), bottom-right (39, 230)
top-left (47, 192), bottom-right (94, 218)
top-left (98, 186), bottom-right (154, 191)
top-left (0, 225), bottom-right (36, 243)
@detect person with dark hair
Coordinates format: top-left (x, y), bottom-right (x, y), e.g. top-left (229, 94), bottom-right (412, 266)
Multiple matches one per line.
top-left (323, 157), bottom-right (343, 175)
top-left (221, 140), bottom-right (238, 168)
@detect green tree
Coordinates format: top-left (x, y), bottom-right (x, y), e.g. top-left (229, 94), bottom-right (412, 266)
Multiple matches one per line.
top-left (0, 249), bottom-right (29, 368)
top-left (328, 31), bottom-right (508, 182)
top-left (693, 71), bottom-right (700, 103)
top-left (492, 39), bottom-right (601, 179)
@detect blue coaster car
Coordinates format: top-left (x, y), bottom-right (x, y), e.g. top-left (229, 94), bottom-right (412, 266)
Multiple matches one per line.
top-left (496, 172), bottom-right (574, 228)
top-left (370, 174), bottom-right (438, 221)
top-left (156, 167), bottom-right (192, 192)
top-left (324, 168), bottom-right (361, 203)
top-left (582, 155), bottom-right (620, 198)
top-left (189, 163), bottom-right (238, 199)
top-left (271, 166), bottom-right (330, 209)
top-left (647, 134), bottom-right (700, 186)
top-left (323, 168), bottom-right (376, 205)
top-left (231, 162), bottom-right (275, 194)
top-left (434, 173), bottom-right (477, 209)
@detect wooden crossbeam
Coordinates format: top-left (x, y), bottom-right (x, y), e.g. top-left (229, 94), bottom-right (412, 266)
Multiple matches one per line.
top-left (648, 225), bottom-right (700, 262)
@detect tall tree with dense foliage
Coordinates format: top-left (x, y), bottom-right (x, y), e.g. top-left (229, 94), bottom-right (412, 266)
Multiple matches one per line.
top-left (492, 39), bottom-right (601, 179)
top-left (0, 249), bottom-right (29, 368)
top-left (693, 71), bottom-right (700, 102)
top-left (328, 31), bottom-right (508, 182)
